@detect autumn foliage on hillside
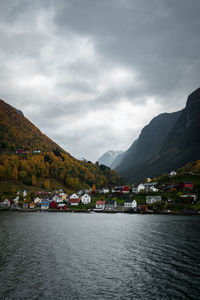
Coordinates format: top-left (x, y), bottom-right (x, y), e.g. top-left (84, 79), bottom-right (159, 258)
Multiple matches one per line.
top-left (0, 99), bottom-right (121, 190)
top-left (0, 99), bottom-right (64, 153)
top-left (0, 152), bottom-right (121, 190)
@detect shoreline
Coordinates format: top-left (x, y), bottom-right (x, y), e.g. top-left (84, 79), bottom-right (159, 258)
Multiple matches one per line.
top-left (0, 208), bottom-right (199, 215)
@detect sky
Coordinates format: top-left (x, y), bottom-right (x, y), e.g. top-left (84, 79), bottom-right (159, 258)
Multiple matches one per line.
top-left (0, 0), bottom-right (200, 161)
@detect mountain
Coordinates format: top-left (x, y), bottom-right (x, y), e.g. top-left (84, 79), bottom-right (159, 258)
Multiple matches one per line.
top-left (15, 109), bottom-right (24, 117)
top-left (98, 150), bottom-right (123, 167)
top-left (115, 88), bottom-right (200, 183)
top-left (0, 99), bottom-right (121, 191)
top-left (0, 99), bottom-right (64, 153)
top-left (110, 151), bottom-right (125, 169)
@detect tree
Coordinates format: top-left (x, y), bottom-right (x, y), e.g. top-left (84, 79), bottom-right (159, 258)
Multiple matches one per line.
top-left (11, 165), bottom-right (18, 180)
top-left (44, 179), bottom-right (50, 190)
top-left (91, 184), bottom-right (96, 193)
top-left (31, 175), bottom-right (37, 186)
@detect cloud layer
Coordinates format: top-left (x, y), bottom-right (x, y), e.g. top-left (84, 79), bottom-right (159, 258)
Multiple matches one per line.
top-left (0, 0), bottom-right (200, 161)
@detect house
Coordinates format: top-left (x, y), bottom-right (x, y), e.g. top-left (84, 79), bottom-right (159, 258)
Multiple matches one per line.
top-left (179, 194), bottom-right (197, 204)
top-left (52, 194), bottom-right (63, 203)
top-left (68, 198), bottom-right (81, 206)
top-left (170, 171), bottom-right (177, 176)
top-left (150, 186), bottom-right (158, 192)
top-left (81, 194), bottom-right (91, 204)
top-left (70, 193), bottom-right (79, 199)
top-left (23, 190), bottom-right (27, 197)
top-left (0, 199), bottom-right (10, 208)
top-left (179, 182), bottom-right (194, 191)
top-left (132, 185), bottom-right (138, 193)
top-left (137, 183), bottom-right (145, 192)
top-left (61, 193), bottom-right (68, 201)
top-left (112, 186), bottom-right (122, 193)
top-left (105, 200), bottom-right (117, 210)
top-left (29, 202), bottom-right (36, 209)
top-left (41, 200), bottom-right (49, 210)
top-left (163, 184), bottom-right (178, 191)
top-left (23, 202), bottom-right (29, 209)
top-left (16, 149), bottom-right (25, 154)
top-left (57, 203), bottom-right (68, 210)
top-left (145, 178), bottom-right (152, 182)
top-left (49, 201), bottom-right (57, 209)
top-left (13, 196), bottom-right (19, 204)
top-left (34, 197), bottom-right (42, 204)
top-left (143, 182), bottom-right (158, 192)
top-left (139, 205), bottom-right (148, 212)
top-left (33, 150), bottom-right (41, 154)
top-left (95, 200), bottom-right (106, 210)
top-left (10, 203), bottom-right (20, 210)
top-left (3, 199), bottom-right (10, 207)
top-left (100, 188), bottom-right (110, 194)
top-left (121, 185), bottom-right (130, 194)
top-left (146, 196), bottom-right (162, 204)
top-left (124, 199), bottom-right (137, 211)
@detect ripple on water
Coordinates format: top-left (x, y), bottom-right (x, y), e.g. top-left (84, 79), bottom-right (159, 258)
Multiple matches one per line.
top-left (0, 213), bottom-right (200, 300)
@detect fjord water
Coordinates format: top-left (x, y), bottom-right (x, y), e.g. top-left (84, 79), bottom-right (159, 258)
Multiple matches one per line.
top-left (0, 213), bottom-right (199, 300)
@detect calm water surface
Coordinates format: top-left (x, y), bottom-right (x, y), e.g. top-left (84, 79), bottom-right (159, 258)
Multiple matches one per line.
top-left (0, 212), bottom-right (200, 300)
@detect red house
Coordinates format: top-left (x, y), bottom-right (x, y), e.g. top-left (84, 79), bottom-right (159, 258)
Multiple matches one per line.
top-left (139, 205), bottom-right (148, 212)
top-left (68, 199), bottom-right (81, 206)
top-left (179, 182), bottom-right (193, 190)
top-left (49, 201), bottom-right (57, 209)
top-left (57, 204), bottom-right (68, 210)
top-left (16, 149), bottom-right (25, 154)
top-left (121, 185), bottom-right (130, 193)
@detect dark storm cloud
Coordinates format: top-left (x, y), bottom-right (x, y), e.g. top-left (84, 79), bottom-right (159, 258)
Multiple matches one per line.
top-left (0, 0), bottom-right (200, 160)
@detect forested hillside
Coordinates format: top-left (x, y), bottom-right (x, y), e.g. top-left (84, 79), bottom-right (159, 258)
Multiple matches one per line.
top-left (0, 99), bottom-right (64, 153)
top-left (0, 99), bottom-right (121, 191)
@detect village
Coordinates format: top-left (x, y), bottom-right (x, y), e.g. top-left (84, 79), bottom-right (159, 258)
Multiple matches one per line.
top-left (0, 170), bottom-right (199, 214)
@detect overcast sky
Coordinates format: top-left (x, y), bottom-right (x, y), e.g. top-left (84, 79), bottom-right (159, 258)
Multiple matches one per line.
top-left (0, 0), bottom-right (200, 161)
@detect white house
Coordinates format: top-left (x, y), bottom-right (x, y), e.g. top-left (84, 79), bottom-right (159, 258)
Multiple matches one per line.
top-left (52, 195), bottom-right (63, 203)
top-left (41, 200), bottom-right (49, 210)
top-left (23, 190), bottom-right (27, 197)
top-left (95, 200), bottom-right (106, 210)
top-left (0, 199), bottom-right (10, 207)
top-left (13, 196), bottom-right (19, 204)
top-left (170, 171), bottom-right (177, 176)
top-left (124, 199), bottom-right (137, 210)
top-left (150, 186), bottom-right (158, 192)
top-left (137, 183), bottom-right (146, 192)
top-left (146, 196), bottom-right (162, 204)
top-left (70, 193), bottom-right (79, 199)
top-left (81, 194), bottom-right (91, 204)
top-left (34, 197), bottom-right (42, 204)
top-left (33, 150), bottom-right (41, 154)
top-left (100, 188), bottom-right (110, 194)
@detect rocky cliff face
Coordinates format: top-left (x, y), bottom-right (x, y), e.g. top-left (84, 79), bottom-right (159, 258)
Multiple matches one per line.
top-left (98, 150), bottom-right (123, 167)
top-left (115, 88), bottom-right (200, 183)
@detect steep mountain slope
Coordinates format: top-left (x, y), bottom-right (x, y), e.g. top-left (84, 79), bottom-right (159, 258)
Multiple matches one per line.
top-left (0, 99), bottom-right (121, 190)
top-left (116, 111), bottom-right (181, 180)
top-left (110, 151), bottom-right (125, 169)
top-left (115, 88), bottom-right (200, 183)
top-left (98, 150), bottom-right (123, 167)
top-left (0, 99), bottom-right (64, 153)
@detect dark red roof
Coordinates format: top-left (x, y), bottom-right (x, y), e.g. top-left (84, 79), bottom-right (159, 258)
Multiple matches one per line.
top-left (69, 199), bottom-right (80, 204)
top-left (122, 185), bottom-right (130, 191)
top-left (96, 201), bottom-right (106, 205)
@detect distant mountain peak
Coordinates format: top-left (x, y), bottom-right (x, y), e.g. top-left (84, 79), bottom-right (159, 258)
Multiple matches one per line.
top-left (98, 150), bottom-right (123, 167)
